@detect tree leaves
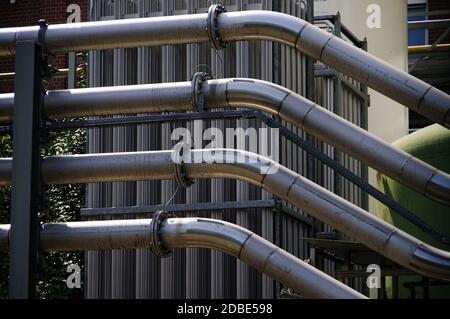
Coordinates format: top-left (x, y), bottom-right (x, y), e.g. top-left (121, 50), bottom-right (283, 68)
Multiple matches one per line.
top-left (0, 53), bottom-right (87, 299)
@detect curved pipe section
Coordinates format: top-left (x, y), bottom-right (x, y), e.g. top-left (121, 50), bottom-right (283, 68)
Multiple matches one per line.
top-left (0, 218), bottom-right (365, 299)
top-left (0, 149), bottom-right (449, 281)
top-left (1, 78), bottom-right (448, 205)
top-left (0, 9), bottom-right (448, 127)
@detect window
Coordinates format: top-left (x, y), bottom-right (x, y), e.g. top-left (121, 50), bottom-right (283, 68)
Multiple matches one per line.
top-left (408, 0), bottom-right (428, 46)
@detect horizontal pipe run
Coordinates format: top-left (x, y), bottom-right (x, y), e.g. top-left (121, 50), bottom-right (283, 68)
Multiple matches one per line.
top-left (0, 14), bottom-right (210, 55)
top-left (0, 8), bottom-right (448, 127)
top-left (0, 10), bottom-right (450, 127)
top-left (408, 19), bottom-right (450, 29)
top-left (0, 218), bottom-right (365, 299)
top-left (0, 93), bottom-right (13, 123)
top-left (0, 68), bottom-right (82, 81)
top-left (1, 78), bottom-right (448, 206)
top-left (0, 149), bottom-right (449, 282)
top-left (408, 44), bottom-right (450, 54)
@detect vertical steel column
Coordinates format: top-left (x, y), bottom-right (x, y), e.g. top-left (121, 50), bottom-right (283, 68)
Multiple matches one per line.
top-left (305, 0), bottom-right (315, 177)
top-left (304, 0), bottom-right (320, 252)
top-left (9, 41), bottom-right (44, 299)
top-left (305, 0), bottom-right (315, 148)
top-left (332, 13), bottom-right (343, 202)
top-left (360, 38), bottom-right (369, 211)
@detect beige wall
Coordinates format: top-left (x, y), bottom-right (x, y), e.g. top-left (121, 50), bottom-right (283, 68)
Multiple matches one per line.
top-left (314, 0), bottom-right (409, 214)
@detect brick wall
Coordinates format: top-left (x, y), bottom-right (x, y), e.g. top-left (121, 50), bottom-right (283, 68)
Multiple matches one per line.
top-left (0, 0), bottom-right (88, 93)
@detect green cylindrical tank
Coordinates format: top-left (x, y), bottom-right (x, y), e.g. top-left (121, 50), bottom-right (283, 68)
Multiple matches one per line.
top-left (377, 124), bottom-right (450, 299)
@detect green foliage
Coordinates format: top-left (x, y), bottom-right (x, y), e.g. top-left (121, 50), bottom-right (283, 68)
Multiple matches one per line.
top-left (36, 127), bottom-right (86, 299)
top-left (0, 53), bottom-right (87, 299)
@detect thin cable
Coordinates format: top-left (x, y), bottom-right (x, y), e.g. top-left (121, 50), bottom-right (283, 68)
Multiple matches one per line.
top-left (164, 185), bottom-right (180, 210)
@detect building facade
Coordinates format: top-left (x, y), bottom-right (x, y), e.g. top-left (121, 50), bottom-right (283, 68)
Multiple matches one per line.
top-left (0, 0), bottom-right (88, 93)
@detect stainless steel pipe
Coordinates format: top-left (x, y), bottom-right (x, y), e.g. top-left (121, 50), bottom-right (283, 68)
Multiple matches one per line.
top-left (0, 7), bottom-right (448, 127)
top-left (0, 93), bottom-right (13, 123)
top-left (0, 149), bottom-right (449, 281)
top-left (0, 218), bottom-right (366, 299)
top-left (1, 78), bottom-right (448, 206)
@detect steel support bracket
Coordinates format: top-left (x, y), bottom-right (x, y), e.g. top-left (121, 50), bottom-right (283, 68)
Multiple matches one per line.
top-left (36, 19), bottom-right (54, 81)
top-left (150, 210), bottom-right (175, 258)
top-left (36, 19), bottom-right (48, 51)
top-left (191, 71), bottom-right (211, 113)
top-left (207, 4), bottom-right (228, 50)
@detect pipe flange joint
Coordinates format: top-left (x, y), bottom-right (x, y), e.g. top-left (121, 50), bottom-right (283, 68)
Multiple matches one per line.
top-left (207, 4), bottom-right (227, 50)
top-left (172, 141), bottom-right (194, 189)
top-left (191, 71), bottom-right (211, 112)
top-left (151, 210), bottom-right (175, 258)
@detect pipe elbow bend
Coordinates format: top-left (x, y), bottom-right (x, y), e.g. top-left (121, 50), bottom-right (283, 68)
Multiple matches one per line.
top-left (160, 217), bottom-right (252, 257)
top-left (411, 244), bottom-right (450, 281)
top-left (185, 149), bottom-right (279, 187)
top-left (224, 78), bottom-right (291, 115)
top-left (425, 170), bottom-right (450, 206)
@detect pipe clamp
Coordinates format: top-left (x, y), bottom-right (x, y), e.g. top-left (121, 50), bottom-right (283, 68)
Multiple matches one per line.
top-left (191, 72), bottom-right (211, 112)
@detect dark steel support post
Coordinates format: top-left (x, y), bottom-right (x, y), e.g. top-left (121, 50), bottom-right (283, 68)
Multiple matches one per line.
top-left (332, 12), bottom-right (343, 201)
top-left (360, 38), bottom-right (369, 211)
top-left (272, 0), bottom-right (281, 86)
top-left (305, 0), bottom-right (315, 100)
top-left (273, 199), bottom-right (282, 296)
top-left (9, 41), bottom-right (44, 299)
top-left (305, 0), bottom-right (316, 185)
top-left (392, 273), bottom-right (399, 299)
top-left (305, 0), bottom-right (320, 251)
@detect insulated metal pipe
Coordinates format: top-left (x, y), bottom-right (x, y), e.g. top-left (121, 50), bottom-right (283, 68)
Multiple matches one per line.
top-left (0, 158), bottom-right (11, 185)
top-left (0, 149), bottom-right (449, 281)
top-left (408, 44), bottom-right (450, 54)
top-left (0, 218), bottom-right (365, 299)
top-left (1, 78), bottom-right (448, 206)
top-left (0, 93), bottom-right (13, 123)
top-left (0, 68), bottom-right (80, 82)
top-left (0, 224), bottom-right (8, 252)
top-left (0, 8), bottom-right (448, 127)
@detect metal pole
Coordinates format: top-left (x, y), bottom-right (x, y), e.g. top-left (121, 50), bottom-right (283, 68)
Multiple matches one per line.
top-left (9, 40), bottom-right (44, 299)
top-left (360, 38), bottom-right (369, 211)
top-left (0, 68), bottom-right (74, 82)
top-left (408, 19), bottom-right (450, 29)
top-left (305, 0), bottom-right (317, 199)
top-left (332, 12), bottom-right (343, 206)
